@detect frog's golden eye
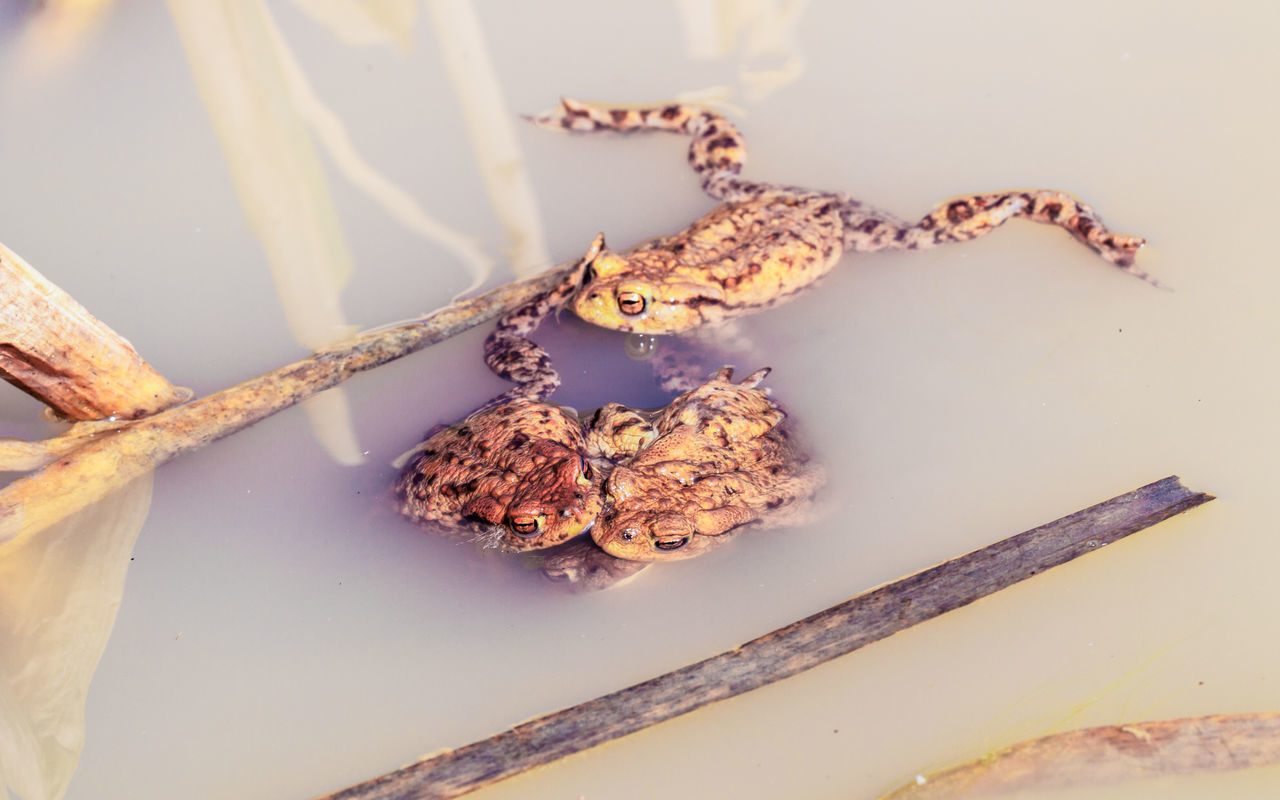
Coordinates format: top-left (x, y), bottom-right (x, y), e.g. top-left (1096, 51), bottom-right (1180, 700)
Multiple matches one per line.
top-left (509, 514), bottom-right (544, 537)
top-left (616, 291), bottom-right (646, 316)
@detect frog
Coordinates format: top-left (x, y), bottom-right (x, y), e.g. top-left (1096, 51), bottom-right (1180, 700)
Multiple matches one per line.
top-left (590, 366), bottom-right (826, 562)
top-left (395, 397), bottom-right (660, 551)
top-left (483, 97), bottom-right (1157, 396)
top-left (397, 367), bottom-right (817, 585)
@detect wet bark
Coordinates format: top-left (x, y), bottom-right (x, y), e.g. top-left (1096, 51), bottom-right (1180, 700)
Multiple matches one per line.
top-left (0, 242), bottom-right (187, 420)
top-left (317, 476), bottom-right (1215, 800)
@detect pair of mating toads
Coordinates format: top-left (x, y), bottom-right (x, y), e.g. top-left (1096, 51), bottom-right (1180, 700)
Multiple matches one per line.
top-left (395, 97), bottom-right (1153, 591)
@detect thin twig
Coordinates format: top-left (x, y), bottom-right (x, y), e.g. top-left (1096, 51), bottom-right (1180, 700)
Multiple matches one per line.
top-left (316, 475), bottom-right (1215, 800)
top-left (0, 263), bottom-right (573, 546)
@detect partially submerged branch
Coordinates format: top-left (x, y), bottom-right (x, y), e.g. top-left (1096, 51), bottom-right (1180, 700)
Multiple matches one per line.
top-left (0, 242), bottom-right (188, 420)
top-left (0, 262), bottom-right (574, 547)
top-left (316, 476), bottom-right (1214, 800)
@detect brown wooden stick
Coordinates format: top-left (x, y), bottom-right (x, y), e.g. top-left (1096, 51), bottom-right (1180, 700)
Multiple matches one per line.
top-left (316, 475), bottom-right (1214, 800)
top-left (879, 712), bottom-right (1280, 798)
top-left (0, 262), bottom-right (573, 545)
top-left (0, 241), bottom-right (188, 420)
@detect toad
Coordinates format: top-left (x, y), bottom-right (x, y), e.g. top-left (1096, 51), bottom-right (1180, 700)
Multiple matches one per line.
top-left (591, 367), bottom-right (825, 561)
top-left (395, 398), bottom-right (659, 551)
top-left (485, 97), bottom-right (1156, 399)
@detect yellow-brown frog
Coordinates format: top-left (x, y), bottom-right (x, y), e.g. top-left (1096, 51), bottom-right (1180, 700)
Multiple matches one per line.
top-left (591, 367), bottom-right (825, 561)
top-left (484, 97), bottom-right (1157, 398)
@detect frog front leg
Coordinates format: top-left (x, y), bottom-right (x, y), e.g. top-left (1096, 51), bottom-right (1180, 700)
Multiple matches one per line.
top-left (482, 265), bottom-right (582, 405)
top-left (836, 190), bottom-right (1157, 285)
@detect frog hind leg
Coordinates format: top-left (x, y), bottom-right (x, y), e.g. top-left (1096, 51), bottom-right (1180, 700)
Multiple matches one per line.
top-left (527, 97), bottom-right (750, 201)
top-left (648, 339), bottom-right (714, 394)
top-left (837, 190), bottom-right (1159, 286)
top-left (481, 269), bottom-right (580, 406)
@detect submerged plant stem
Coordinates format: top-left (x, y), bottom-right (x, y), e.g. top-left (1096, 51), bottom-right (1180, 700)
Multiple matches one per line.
top-left (314, 476), bottom-right (1214, 800)
top-left (0, 263), bottom-right (574, 546)
top-left (881, 712), bottom-right (1280, 798)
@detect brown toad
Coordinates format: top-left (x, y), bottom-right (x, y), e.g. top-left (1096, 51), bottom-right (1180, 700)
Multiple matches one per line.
top-left (591, 367), bottom-right (825, 561)
top-left (397, 399), bottom-right (596, 550)
top-left (484, 98), bottom-right (1157, 398)
top-left (396, 397), bottom-right (660, 551)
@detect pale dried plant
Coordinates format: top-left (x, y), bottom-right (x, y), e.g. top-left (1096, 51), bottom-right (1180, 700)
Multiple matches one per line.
top-left (0, 475), bottom-right (153, 800)
top-left (1, 3), bottom-right (557, 793)
top-left (674, 0), bottom-right (809, 101)
top-left (168, 0), bottom-right (550, 463)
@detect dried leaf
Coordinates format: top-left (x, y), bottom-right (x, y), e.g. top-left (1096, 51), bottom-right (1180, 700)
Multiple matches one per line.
top-left (0, 474), bottom-right (154, 800)
top-left (426, 0), bottom-right (549, 278)
top-left (673, 0), bottom-right (808, 100)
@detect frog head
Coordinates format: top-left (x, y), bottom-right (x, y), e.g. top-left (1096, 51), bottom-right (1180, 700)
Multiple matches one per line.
top-left (462, 439), bottom-right (601, 551)
top-left (569, 234), bottom-right (726, 334)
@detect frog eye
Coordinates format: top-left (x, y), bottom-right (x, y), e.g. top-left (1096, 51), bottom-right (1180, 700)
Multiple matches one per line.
top-left (509, 514), bottom-right (545, 538)
top-left (580, 457), bottom-right (593, 479)
top-left (616, 290), bottom-right (646, 316)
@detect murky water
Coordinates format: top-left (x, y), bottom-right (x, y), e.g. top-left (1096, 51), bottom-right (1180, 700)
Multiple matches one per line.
top-left (2, 2), bottom-right (1279, 798)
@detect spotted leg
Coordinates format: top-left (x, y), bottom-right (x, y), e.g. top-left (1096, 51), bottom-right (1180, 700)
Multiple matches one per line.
top-left (482, 268), bottom-right (580, 406)
top-left (647, 340), bottom-right (712, 394)
top-left (527, 97), bottom-right (764, 202)
top-left (835, 189), bottom-right (1157, 285)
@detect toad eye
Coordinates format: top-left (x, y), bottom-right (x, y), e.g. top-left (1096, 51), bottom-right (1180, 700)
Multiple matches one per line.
top-left (579, 457), bottom-right (593, 479)
top-left (581, 263), bottom-right (597, 287)
top-left (616, 291), bottom-right (646, 316)
top-left (509, 515), bottom-right (544, 537)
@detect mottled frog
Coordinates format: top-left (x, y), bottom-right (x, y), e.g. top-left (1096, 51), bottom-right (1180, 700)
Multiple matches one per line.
top-left (395, 398), bottom-right (656, 551)
top-left (591, 367), bottom-right (825, 561)
top-left (485, 97), bottom-right (1155, 399)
